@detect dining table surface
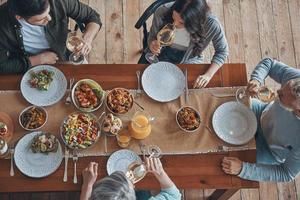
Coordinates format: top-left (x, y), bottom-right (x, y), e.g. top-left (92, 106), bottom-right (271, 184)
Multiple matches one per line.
top-left (0, 63), bottom-right (258, 200)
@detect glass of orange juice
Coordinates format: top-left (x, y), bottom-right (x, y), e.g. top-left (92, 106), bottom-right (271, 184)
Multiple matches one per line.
top-left (129, 111), bottom-right (153, 140)
top-left (116, 128), bottom-right (131, 148)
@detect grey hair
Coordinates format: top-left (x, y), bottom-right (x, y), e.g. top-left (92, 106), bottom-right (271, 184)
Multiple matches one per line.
top-left (291, 78), bottom-right (300, 99)
top-left (90, 171), bottom-right (136, 200)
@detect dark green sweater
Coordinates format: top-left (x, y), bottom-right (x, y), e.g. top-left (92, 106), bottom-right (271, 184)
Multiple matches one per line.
top-left (0, 0), bottom-right (101, 74)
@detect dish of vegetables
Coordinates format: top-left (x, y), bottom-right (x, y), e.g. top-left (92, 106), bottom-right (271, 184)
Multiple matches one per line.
top-left (61, 113), bottom-right (100, 149)
top-left (29, 70), bottom-right (54, 91)
top-left (31, 132), bottom-right (59, 154)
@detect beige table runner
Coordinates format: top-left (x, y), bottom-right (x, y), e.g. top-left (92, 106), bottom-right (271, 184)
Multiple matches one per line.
top-left (0, 87), bottom-right (255, 157)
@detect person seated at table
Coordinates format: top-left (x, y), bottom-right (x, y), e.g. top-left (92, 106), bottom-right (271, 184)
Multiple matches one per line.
top-left (221, 58), bottom-right (300, 182)
top-left (138, 0), bottom-right (229, 88)
top-left (0, 0), bottom-right (101, 74)
top-left (80, 158), bottom-right (181, 200)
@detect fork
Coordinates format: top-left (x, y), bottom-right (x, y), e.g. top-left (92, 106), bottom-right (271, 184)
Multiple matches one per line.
top-left (63, 147), bottom-right (69, 182)
top-left (65, 78), bottom-right (75, 105)
top-left (73, 150), bottom-right (78, 184)
top-left (136, 71), bottom-right (142, 97)
top-left (10, 147), bottom-right (15, 176)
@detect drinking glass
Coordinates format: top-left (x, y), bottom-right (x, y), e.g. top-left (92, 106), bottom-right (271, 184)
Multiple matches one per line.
top-left (116, 129), bottom-right (131, 148)
top-left (147, 145), bottom-right (162, 158)
top-left (236, 86), bottom-right (276, 104)
top-left (66, 31), bottom-right (85, 65)
top-left (145, 23), bottom-right (176, 63)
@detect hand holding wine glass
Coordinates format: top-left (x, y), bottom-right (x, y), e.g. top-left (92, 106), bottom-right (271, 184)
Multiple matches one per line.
top-left (146, 23), bottom-right (176, 63)
top-left (66, 31), bottom-right (85, 65)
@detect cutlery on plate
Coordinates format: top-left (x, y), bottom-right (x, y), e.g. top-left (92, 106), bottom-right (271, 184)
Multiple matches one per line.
top-left (185, 68), bottom-right (189, 104)
top-left (136, 71), bottom-right (142, 97)
top-left (9, 144), bottom-right (15, 176)
top-left (65, 78), bottom-right (75, 105)
top-left (73, 150), bottom-right (78, 184)
top-left (63, 147), bottom-right (69, 182)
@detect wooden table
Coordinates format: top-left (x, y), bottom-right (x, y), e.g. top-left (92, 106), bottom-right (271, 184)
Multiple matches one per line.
top-left (0, 64), bottom-right (258, 200)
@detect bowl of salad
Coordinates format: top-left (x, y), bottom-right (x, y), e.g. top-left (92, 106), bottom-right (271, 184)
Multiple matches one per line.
top-left (60, 112), bottom-right (101, 149)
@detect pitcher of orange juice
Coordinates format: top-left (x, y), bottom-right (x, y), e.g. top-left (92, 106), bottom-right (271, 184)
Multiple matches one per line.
top-left (129, 111), bottom-right (153, 140)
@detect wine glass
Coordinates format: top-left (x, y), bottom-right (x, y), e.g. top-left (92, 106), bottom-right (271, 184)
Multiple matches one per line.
top-left (145, 23), bottom-right (176, 63)
top-left (236, 86), bottom-right (276, 104)
top-left (66, 31), bottom-right (85, 65)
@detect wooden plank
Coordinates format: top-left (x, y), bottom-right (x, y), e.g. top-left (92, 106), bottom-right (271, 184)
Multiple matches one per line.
top-left (105, 0), bottom-right (124, 64)
top-left (30, 193), bottom-right (50, 200)
top-left (255, 0), bottom-right (278, 88)
top-left (259, 182), bottom-right (279, 200)
top-left (88, 0), bottom-right (106, 64)
top-left (0, 64), bottom-right (247, 90)
top-left (223, 0), bottom-right (245, 63)
top-left (184, 189), bottom-right (204, 200)
top-left (241, 189), bottom-right (260, 200)
top-left (0, 193), bottom-right (9, 200)
top-left (277, 182), bottom-right (297, 200)
top-left (272, 0), bottom-right (296, 66)
top-left (287, 0), bottom-right (300, 69)
top-left (295, 175), bottom-right (300, 200)
top-left (240, 0), bottom-right (262, 78)
top-left (0, 150), bottom-right (257, 192)
top-left (123, 0), bottom-right (142, 63)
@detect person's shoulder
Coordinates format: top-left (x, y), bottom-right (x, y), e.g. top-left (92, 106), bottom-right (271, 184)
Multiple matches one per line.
top-left (205, 12), bottom-right (222, 26)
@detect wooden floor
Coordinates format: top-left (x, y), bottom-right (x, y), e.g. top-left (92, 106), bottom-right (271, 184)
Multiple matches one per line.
top-left (1, 0), bottom-right (300, 199)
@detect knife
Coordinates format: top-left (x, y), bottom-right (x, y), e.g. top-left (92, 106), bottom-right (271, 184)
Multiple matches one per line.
top-left (185, 68), bottom-right (189, 104)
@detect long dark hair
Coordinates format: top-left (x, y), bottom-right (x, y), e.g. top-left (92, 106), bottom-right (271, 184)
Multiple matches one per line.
top-left (164, 0), bottom-right (210, 55)
top-left (8, 0), bottom-right (49, 19)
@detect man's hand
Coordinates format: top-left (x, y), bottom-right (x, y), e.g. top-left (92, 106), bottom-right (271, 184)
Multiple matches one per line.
top-left (149, 40), bottom-right (161, 55)
top-left (29, 51), bottom-right (58, 66)
top-left (221, 157), bottom-right (243, 175)
top-left (246, 79), bottom-right (261, 97)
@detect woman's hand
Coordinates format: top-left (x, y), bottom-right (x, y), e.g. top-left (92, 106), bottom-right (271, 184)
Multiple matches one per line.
top-left (193, 74), bottom-right (213, 88)
top-left (80, 162), bottom-right (99, 200)
top-left (149, 40), bottom-right (161, 55)
top-left (146, 157), bottom-right (165, 177)
top-left (246, 79), bottom-right (261, 97)
top-left (145, 157), bottom-right (175, 189)
top-left (82, 162), bottom-right (99, 187)
top-left (221, 157), bottom-right (243, 175)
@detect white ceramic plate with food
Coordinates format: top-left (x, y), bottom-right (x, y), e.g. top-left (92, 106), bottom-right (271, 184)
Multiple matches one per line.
top-left (20, 65), bottom-right (67, 106)
top-left (107, 149), bottom-right (142, 175)
top-left (14, 131), bottom-right (63, 178)
top-left (142, 62), bottom-right (185, 102)
top-left (212, 101), bottom-right (257, 145)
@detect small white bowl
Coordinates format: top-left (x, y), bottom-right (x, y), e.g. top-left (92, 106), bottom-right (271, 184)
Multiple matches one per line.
top-left (19, 106), bottom-right (48, 131)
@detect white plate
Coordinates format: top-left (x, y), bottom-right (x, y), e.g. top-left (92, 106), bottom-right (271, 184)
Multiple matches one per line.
top-left (142, 62), bottom-right (185, 102)
top-left (14, 131), bottom-right (63, 178)
top-left (107, 149), bottom-right (142, 175)
top-left (21, 65), bottom-right (67, 106)
top-left (212, 102), bottom-right (257, 145)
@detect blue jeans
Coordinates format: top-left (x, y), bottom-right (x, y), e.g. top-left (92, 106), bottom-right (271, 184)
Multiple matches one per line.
top-left (251, 99), bottom-right (280, 165)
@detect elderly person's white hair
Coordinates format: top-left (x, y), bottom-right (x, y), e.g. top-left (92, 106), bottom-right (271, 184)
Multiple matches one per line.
top-left (90, 171), bottom-right (136, 200)
top-left (291, 78), bottom-right (300, 99)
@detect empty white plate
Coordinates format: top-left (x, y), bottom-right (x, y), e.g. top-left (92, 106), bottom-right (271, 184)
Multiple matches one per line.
top-left (142, 62), bottom-right (185, 102)
top-left (212, 101), bottom-right (257, 145)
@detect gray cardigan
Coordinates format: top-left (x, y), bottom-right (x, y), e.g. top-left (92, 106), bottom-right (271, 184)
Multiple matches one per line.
top-left (147, 2), bottom-right (229, 65)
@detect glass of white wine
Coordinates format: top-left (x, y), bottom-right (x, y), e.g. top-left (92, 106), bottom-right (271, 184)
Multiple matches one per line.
top-left (145, 23), bottom-right (176, 63)
top-left (236, 86), bottom-right (276, 104)
top-left (66, 31), bottom-right (85, 65)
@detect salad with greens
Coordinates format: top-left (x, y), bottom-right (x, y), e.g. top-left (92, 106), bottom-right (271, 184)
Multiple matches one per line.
top-left (29, 70), bottom-right (54, 91)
